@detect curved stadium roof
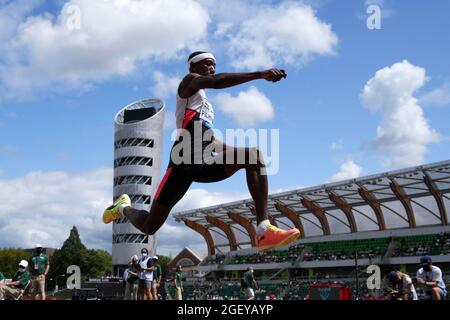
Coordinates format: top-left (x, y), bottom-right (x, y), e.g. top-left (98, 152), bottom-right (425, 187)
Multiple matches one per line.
top-left (173, 160), bottom-right (450, 256)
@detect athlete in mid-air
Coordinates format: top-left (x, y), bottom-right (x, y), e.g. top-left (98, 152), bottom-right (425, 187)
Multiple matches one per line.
top-left (103, 51), bottom-right (300, 251)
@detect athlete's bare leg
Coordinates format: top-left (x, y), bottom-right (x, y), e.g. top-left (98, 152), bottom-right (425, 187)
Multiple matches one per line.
top-left (220, 147), bottom-right (269, 224)
top-left (123, 145), bottom-right (268, 234)
top-left (123, 146), bottom-right (268, 234)
top-left (123, 200), bottom-right (170, 235)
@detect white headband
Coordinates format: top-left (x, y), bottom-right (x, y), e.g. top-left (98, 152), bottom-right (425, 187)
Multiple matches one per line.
top-left (188, 53), bottom-right (216, 70)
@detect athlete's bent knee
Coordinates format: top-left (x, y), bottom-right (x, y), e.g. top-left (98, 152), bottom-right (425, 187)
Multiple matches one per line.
top-left (141, 224), bottom-right (157, 236)
top-left (140, 201), bottom-right (171, 235)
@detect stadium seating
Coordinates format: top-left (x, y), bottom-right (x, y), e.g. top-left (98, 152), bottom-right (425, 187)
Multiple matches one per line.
top-left (302, 238), bottom-right (390, 261)
top-left (254, 283), bottom-right (288, 300)
top-left (391, 233), bottom-right (450, 257)
top-left (200, 239), bottom-right (391, 265)
top-left (231, 251), bottom-right (290, 264)
top-left (284, 281), bottom-right (309, 300)
top-left (200, 233), bottom-right (450, 266)
top-left (201, 253), bottom-right (227, 265)
top-left (213, 245), bottom-right (306, 266)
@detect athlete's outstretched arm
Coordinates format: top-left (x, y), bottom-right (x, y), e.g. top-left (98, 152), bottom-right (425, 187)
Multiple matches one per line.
top-left (189, 68), bottom-right (287, 90)
top-left (209, 138), bottom-right (230, 154)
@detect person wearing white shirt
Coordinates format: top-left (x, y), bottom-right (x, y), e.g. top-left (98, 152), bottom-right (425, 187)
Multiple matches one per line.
top-left (138, 248), bottom-right (155, 300)
top-left (416, 256), bottom-right (447, 300)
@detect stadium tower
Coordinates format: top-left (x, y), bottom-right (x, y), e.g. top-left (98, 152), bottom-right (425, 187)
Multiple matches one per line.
top-left (112, 98), bottom-right (165, 276)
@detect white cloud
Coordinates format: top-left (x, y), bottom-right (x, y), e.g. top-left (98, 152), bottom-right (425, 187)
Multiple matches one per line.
top-left (0, 1), bottom-right (338, 98)
top-left (152, 71), bottom-right (181, 99)
top-left (361, 60), bottom-right (440, 169)
top-left (174, 188), bottom-right (249, 213)
top-left (0, 0), bottom-right (210, 99)
top-left (157, 188), bottom-right (249, 257)
top-left (213, 22), bottom-right (233, 37)
top-left (214, 86), bottom-right (274, 127)
top-left (271, 185), bottom-right (306, 194)
top-left (226, 2), bottom-right (338, 69)
top-left (0, 167), bottom-right (113, 250)
top-left (155, 217), bottom-right (208, 258)
top-left (0, 0), bottom-right (42, 52)
top-left (198, 0), bottom-right (265, 25)
top-left (419, 83), bottom-right (450, 107)
top-left (0, 166), bottom-right (249, 258)
top-left (330, 160), bottom-right (363, 183)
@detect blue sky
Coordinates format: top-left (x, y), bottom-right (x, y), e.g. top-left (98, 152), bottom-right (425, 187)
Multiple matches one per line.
top-left (0, 0), bottom-right (449, 256)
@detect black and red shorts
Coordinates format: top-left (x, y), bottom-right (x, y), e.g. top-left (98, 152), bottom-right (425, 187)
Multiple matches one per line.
top-left (154, 119), bottom-right (229, 209)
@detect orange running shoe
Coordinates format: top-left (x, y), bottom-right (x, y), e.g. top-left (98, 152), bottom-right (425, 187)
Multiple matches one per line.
top-left (256, 225), bottom-right (301, 251)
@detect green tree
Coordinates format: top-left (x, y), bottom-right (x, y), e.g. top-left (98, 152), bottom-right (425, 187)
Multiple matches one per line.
top-left (85, 249), bottom-right (112, 278)
top-left (48, 226), bottom-right (88, 289)
top-left (47, 226), bottom-right (113, 289)
top-left (0, 248), bottom-right (29, 278)
top-left (157, 255), bottom-right (171, 278)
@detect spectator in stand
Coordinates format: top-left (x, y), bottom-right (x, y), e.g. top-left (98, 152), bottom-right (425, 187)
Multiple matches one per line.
top-left (0, 272), bottom-right (5, 283)
top-left (28, 244), bottom-right (50, 300)
top-left (415, 256), bottom-right (447, 300)
top-left (0, 260), bottom-right (30, 300)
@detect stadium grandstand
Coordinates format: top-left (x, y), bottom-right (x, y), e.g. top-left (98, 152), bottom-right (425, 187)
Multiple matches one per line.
top-left (171, 160), bottom-right (450, 300)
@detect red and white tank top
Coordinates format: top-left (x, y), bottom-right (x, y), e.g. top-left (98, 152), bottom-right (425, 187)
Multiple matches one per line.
top-left (176, 89), bottom-right (214, 129)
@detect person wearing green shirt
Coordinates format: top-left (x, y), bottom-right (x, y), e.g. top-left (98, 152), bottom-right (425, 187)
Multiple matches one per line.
top-left (28, 244), bottom-right (50, 300)
top-left (0, 272), bottom-right (5, 282)
top-left (174, 265), bottom-right (183, 300)
top-left (242, 267), bottom-right (258, 300)
top-left (0, 260), bottom-right (30, 300)
top-left (152, 256), bottom-right (163, 300)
